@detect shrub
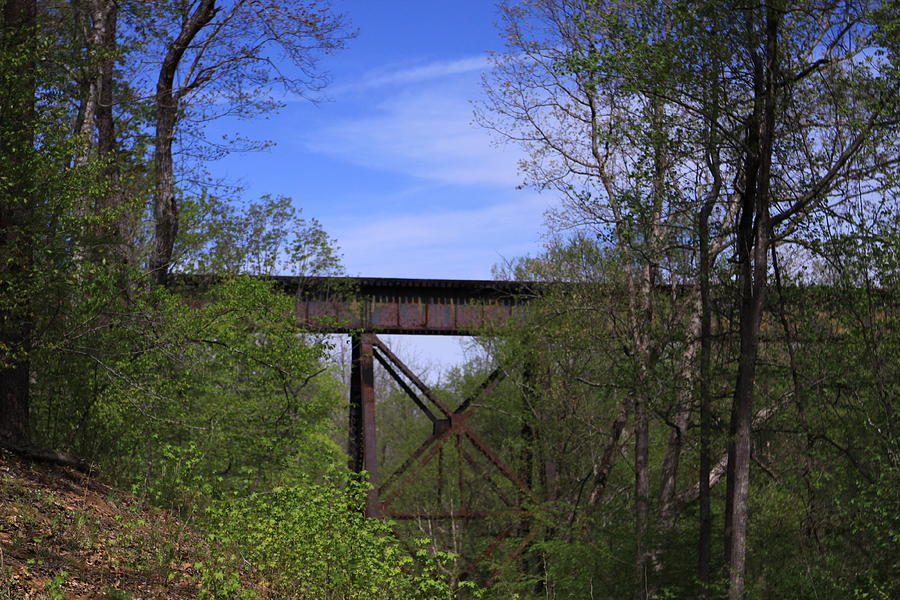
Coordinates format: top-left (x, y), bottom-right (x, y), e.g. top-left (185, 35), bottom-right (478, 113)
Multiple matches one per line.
top-left (200, 476), bottom-right (461, 600)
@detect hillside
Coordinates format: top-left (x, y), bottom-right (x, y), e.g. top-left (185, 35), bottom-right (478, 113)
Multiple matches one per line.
top-left (0, 448), bottom-right (203, 599)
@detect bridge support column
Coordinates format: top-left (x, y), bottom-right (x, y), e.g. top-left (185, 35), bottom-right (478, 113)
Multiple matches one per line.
top-left (349, 333), bottom-right (380, 517)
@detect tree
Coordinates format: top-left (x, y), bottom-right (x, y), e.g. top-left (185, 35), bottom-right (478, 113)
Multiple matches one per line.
top-left (73, 0), bottom-right (129, 264)
top-left (479, 2), bottom-right (736, 595)
top-left (0, 0), bottom-right (352, 450)
top-left (685, 4), bottom-right (898, 597)
top-left (28, 191), bottom-right (346, 495)
top-left (0, 0), bottom-right (37, 445)
top-left (175, 193), bottom-right (343, 277)
top-left (479, 0), bottom-right (899, 598)
top-left (142, 0), bottom-right (352, 284)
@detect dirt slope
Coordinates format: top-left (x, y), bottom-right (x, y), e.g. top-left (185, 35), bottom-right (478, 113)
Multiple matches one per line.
top-left (0, 448), bottom-right (203, 599)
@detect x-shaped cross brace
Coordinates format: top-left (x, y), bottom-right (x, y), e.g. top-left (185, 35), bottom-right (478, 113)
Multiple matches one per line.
top-left (347, 333), bottom-right (533, 579)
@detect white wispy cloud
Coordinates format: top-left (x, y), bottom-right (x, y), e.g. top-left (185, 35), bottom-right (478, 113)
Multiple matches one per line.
top-left (307, 81), bottom-right (522, 187)
top-left (332, 192), bottom-right (551, 279)
top-left (333, 55), bottom-right (491, 94)
top-left (304, 53), bottom-right (544, 276)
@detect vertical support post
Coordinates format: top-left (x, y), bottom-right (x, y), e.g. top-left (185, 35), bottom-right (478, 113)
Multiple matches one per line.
top-left (349, 333), bottom-right (380, 517)
top-left (348, 335), bottom-right (363, 472)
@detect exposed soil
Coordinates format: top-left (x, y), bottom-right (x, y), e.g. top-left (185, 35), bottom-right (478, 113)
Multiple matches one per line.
top-left (0, 448), bottom-right (203, 599)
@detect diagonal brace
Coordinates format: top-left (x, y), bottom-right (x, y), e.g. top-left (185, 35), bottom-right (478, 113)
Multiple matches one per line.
top-left (371, 335), bottom-right (453, 417)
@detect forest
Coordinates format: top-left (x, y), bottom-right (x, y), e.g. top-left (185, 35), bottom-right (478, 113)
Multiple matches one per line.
top-left (0, 0), bottom-right (897, 599)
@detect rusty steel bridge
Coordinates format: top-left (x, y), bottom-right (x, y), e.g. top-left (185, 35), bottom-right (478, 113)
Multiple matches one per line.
top-left (284, 276), bottom-right (539, 578)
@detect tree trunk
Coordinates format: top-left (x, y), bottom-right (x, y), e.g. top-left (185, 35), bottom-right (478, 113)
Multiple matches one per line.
top-left (658, 303), bottom-right (699, 530)
top-left (150, 0), bottom-right (217, 285)
top-left (653, 308), bottom-right (698, 570)
top-left (151, 101), bottom-right (178, 285)
top-left (632, 264), bottom-right (654, 600)
top-left (0, 0), bottom-right (36, 445)
top-left (697, 80), bottom-right (723, 590)
top-left (91, 0), bottom-right (130, 265)
top-left (75, 0), bottom-right (127, 265)
top-left (697, 199), bottom-right (715, 597)
top-left (634, 388), bottom-right (650, 600)
top-left (587, 398), bottom-right (629, 507)
top-left (726, 7), bottom-right (778, 600)
top-left (92, 0), bottom-right (117, 161)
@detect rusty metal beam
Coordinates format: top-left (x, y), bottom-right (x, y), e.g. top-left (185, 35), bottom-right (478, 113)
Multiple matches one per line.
top-left (288, 276), bottom-right (536, 335)
top-left (372, 347), bottom-right (438, 423)
top-left (380, 428), bottom-right (454, 511)
top-left (378, 430), bottom-right (445, 497)
top-left (167, 274), bottom-right (544, 587)
top-left (371, 336), bottom-right (452, 417)
top-left (348, 338), bottom-right (364, 473)
top-left (454, 366), bottom-right (504, 415)
top-left (349, 333), bottom-right (380, 517)
top-left (459, 446), bottom-right (517, 508)
top-left (460, 522), bottom-right (519, 580)
top-left (464, 429), bottom-right (531, 494)
top-left (374, 340), bottom-right (531, 517)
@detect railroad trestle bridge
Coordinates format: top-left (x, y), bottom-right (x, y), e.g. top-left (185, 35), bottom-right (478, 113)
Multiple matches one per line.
top-left (286, 276), bottom-right (540, 577)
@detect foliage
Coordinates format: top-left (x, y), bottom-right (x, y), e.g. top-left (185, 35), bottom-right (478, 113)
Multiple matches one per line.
top-left (0, 1), bottom-right (464, 598)
top-left (199, 477), bottom-right (461, 600)
top-left (31, 275), bottom-right (344, 503)
top-left (3, 0), bottom-right (898, 598)
top-left (470, 227), bottom-right (899, 599)
top-left (477, 1), bottom-right (899, 598)
top-left (176, 192), bottom-right (343, 277)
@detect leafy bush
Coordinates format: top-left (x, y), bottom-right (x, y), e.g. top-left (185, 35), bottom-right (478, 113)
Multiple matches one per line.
top-left (31, 276), bottom-right (344, 503)
top-left (199, 477), bottom-right (461, 600)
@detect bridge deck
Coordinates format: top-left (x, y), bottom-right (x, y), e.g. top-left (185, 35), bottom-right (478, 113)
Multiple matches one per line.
top-left (275, 276), bottom-right (536, 335)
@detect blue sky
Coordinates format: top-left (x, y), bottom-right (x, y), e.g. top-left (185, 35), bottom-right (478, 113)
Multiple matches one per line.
top-left (204, 0), bottom-right (551, 281)
top-left (203, 1), bottom-right (552, 374)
